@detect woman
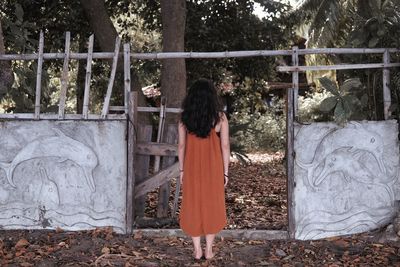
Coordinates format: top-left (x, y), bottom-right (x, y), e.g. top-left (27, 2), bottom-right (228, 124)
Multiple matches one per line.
top-left (178, 78), bottom-right (230, 260)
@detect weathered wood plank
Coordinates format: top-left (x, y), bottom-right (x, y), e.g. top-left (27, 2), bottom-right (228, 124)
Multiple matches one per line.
top-left (109, 106), bottom-right (125, 111)
top-left (292, 46), bottom-right (299, 118)
top-left (34, 31), bottom-right (44, 120)
top-left (101, 36), bottom-right (121, 118)
top-left (286, 88), bottom-right (295, 239)
top-left (172, 169), bottom-right (181, 218)
top-left (82, 34), bottom-right (94, 119)
top-left (157, 124), bottom-right (178, 218)
top-left (134, 125), bottom-right (153, 218)
top-left (135, 162), bottom-right (179, 198)
top-left (137, 106), bottom-right (182, 113)
top-left (153, 97), bottom-right (167, 178)
top-left (58, 32), bottom-right (71, 119)
top-left (383, 49), bottom-right (391, 120)
top-left (124, 43), bottom-right (131, 114)
top-left (126, 91), bottom-right (138, 234)
top-left (136, 142), bottom-right (177, 156)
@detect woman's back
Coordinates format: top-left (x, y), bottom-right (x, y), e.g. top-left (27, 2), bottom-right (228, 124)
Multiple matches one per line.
top-left (180, 125), bottom-right (227, 236)
top-left (178, 78), bottom-right (230, 259)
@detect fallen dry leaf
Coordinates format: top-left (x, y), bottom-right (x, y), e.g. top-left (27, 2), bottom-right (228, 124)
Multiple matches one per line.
top-left (15, 238), bottom-right (30, 249)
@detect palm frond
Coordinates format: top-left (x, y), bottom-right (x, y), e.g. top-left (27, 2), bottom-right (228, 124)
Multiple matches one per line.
top-left (308, 0), bottom-right (342, 47)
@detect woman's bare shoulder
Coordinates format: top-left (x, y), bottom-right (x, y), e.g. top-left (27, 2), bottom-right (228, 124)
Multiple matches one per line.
top-left (219, 112), bottom-right (227, 121)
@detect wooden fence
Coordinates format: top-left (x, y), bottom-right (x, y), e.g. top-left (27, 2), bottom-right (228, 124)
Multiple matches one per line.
top-left (1, 31), bottom-right (399, 236)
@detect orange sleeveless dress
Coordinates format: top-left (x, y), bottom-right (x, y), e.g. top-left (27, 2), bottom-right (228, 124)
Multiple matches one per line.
top-left (179, 128), bottom-right (227, 237)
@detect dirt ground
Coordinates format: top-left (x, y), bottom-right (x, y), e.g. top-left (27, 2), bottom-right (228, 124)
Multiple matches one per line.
top-left (1, 228), bottom-right (400, 266)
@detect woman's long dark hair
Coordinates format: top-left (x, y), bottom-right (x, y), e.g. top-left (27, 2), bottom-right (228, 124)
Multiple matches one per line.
top-left (181, 79), bottom-right (223, 138)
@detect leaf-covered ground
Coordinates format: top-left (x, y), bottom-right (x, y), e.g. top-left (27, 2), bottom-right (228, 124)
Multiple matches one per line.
top-left (2, 152), bottom-right (400, 265)
top-left (1, 228), bottom-right (400, 266)
top-left (144, 152), bottom-right (287, 230)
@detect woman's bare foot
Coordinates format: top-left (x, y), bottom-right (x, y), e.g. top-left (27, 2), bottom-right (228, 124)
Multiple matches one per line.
top-left (193, 249), bottom-right (203, 260)
top-left (205, 234), bottom-right (216, 259)
top-left (204, 248), bottom-right (214, 260)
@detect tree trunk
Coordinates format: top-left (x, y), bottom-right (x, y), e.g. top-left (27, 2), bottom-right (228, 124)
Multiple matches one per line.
top-left (0, 19), bottom-right (13, 96)
top-left (79, 0), bottom-right (119, 53)
top-left (79, 0), bottom-right (148, 113)
top-left (160, 0), bottom-right (187, 112)
top-left (157, 0), bottom-right (186, 218)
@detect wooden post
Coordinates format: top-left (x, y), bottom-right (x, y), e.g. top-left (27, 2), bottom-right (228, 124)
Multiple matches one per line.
top-left (82, 34), bottom-right (94, 119)
top-left (153, 97), bottom-right (167, 175)
top-left (172, 169), bottom-right (181, 218)
top-left (292, 46), bottom-right (299, 118)
top-left (383, 49), bottom-right (391, 120)
top-left (157, 124), bottom-right (178, 218)
top-left (286, 86), bottom-right (296, 238)
top-left (58, 32), bottom-right (71, 119)
top-left (124, 43), bottom-right (131, 115)
top-left (101, 36), bottom-right (121, 118)
top-left (135, 162), bottom-right (180, 197)
top-left (126, 91), bottom-right (138, 234)
top-left (34, 31), bottom-right (44, 120)
top-left (134, 124), bottom-right (153, 218)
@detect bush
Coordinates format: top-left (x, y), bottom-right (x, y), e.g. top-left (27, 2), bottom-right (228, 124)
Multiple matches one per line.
top-left (230, 99), bottom-right (286, 152)
top-left (298, 90), bottom-right (333, 123)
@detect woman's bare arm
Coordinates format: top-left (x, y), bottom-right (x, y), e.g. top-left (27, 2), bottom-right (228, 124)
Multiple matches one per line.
top-left (220, 113), bottom-right (230, 186)
top-left (178, 121), bottom-right (187, 184)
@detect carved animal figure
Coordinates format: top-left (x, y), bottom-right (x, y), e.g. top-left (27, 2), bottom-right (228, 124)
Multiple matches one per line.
top-left (0, 129), bottom-right (98, 192)
top-left (296, 122), bottom-right (385, 188)
top-left (312, 147), bottom-right (394, 204)
top-left (313, 147), bottom-right (375, 187)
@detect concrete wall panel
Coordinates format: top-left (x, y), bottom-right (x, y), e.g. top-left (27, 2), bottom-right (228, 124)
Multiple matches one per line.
top-left (294, 120), bottom-right (399, 240)
top-left (0, 120), bottom-right (127, 233)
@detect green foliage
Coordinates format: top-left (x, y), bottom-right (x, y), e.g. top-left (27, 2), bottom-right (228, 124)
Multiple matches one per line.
top-left (349, 0), bottom-right (400, 48)
top-left (318, 77), bottom-right (368, 124)
top-left (185, 0), bottom-right (295, 84)
top-left (230, 98), bottom-right (286, 152)
top-left (298, 90), bottom-right (333, 122)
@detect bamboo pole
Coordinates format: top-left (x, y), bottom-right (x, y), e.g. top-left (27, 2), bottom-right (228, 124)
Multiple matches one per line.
top-left (101, 36), bottom-right (121, 118)
top-left (0, 113), bottom-right (126, 120)
top-left (58, 32), bottom-right (71, 119)
top-left (292, 46), bottom-right (299, 118)
top-left (277, 62), bottom-right (400, 72)
top-left (34, 31), bottom-right (44, 120)
top-left (124, 43), bottom-right (131, 115)
top-left (1, 48), bottom-right (400, 61)
top-left (383, 49), bottom-right (391, 120)
top-left (82, 34), bottom-right (94, 119)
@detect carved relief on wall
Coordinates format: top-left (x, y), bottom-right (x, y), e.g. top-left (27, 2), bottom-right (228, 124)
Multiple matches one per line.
top-left (0, 121), bottom-right (127, 233)
top-left (294, 121), bottom-right (399, 240)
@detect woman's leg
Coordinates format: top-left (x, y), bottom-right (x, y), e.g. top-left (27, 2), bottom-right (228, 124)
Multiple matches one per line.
top-left (191, 236), bottom-right (202, 259)
top-left (205, 234), bottom-right (215, 259)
